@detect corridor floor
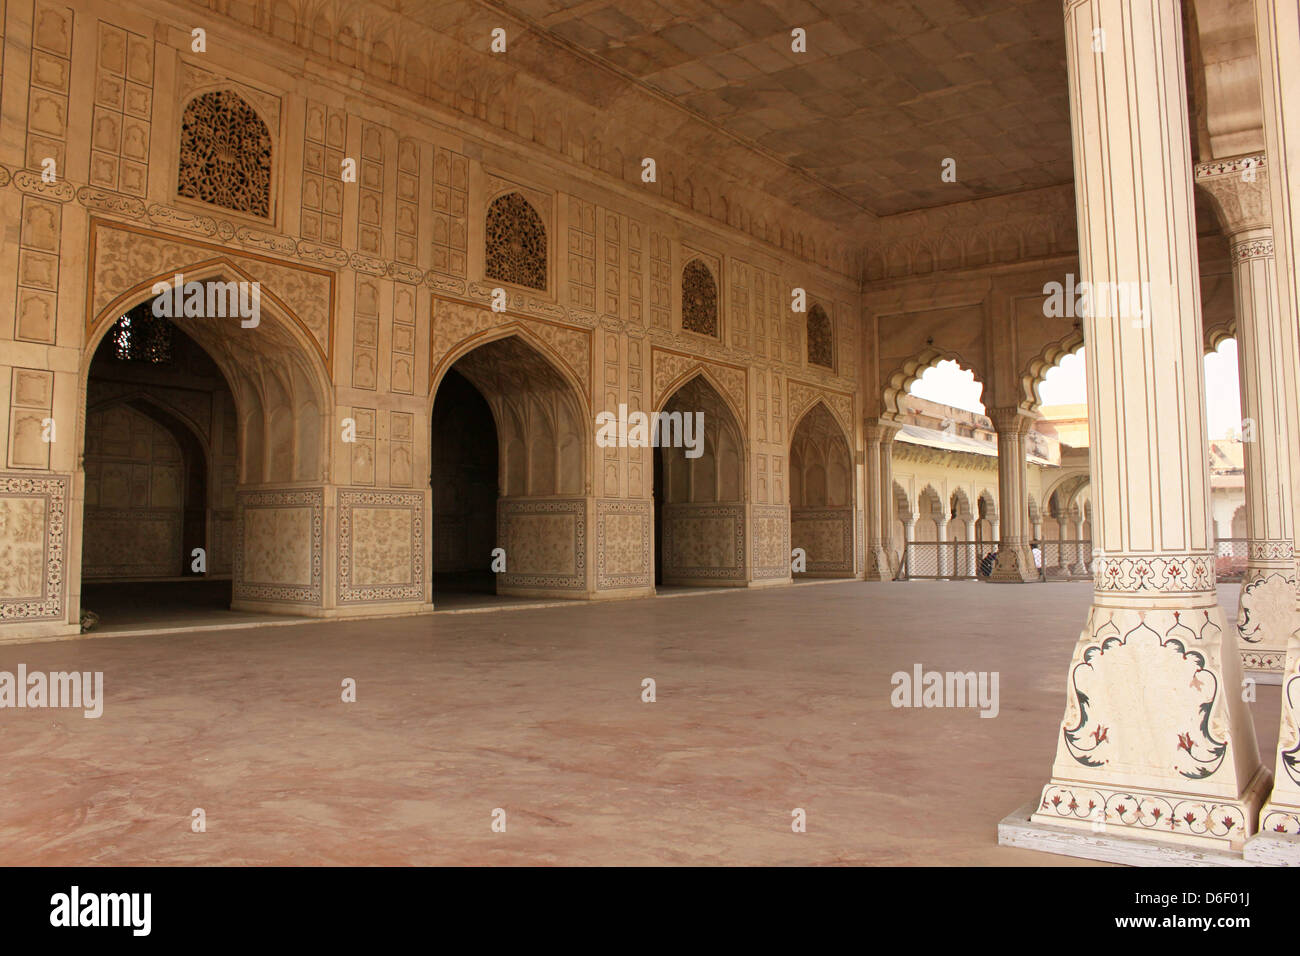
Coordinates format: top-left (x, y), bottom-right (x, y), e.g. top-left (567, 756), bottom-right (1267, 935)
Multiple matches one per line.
top-left (0, 581), bottom-right (1274, 865)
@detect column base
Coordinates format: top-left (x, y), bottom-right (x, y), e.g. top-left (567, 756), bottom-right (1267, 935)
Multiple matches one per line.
top-left (1259, 803), bottom-right (1300, 837)
top-left (1001, 800), bottom-right (1262, 866)
top-left (987, 544), bottom-right (1038, 583)
top-left (863, 545), bottom-right (894, 581)
top-left (1030, 765), bottom-right (1271, 853)
top-left (1245, 829), bottom-right (1300, 864)
top-left (1030, 597), bottom-right (1268, 857)
top-left (1234, 566), bottom-right (1296, 676)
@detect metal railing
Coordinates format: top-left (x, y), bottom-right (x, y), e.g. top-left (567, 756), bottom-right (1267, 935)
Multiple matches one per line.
top-left (899, 537), bottom-right (1251, 583)
top-left (1038, 540), bottom-right (1094, 581)
top-left (899, 541), bottom-right (1000, 581)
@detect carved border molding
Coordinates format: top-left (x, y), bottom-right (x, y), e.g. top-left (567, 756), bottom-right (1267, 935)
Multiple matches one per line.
top-left (0, 474), bottom-right (67, 622)
top-left (0, 168), bottom-right (860, 398)
top-left (1036, 784), bottom-right (1249, 842)
top-left (663, 503), bottom-right (747, 580)
top-left (337, 490), bottom-right (426, 604)
top-left (751, 504), bottom-right (790, 580)
top-left (594, 498), bottom-right (651, 590)
top-left (233, 488), bottom-right (324, 605)
top-left (497, 497), bottom-right (587, 591)
top-left (791, 507), bottom-right (855, 573)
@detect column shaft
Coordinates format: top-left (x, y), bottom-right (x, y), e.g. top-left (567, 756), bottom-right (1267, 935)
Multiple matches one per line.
top-left (864, 422), bottom-right (899, 581)
top-left (1253, 0), bottom-right (1300, 836)
top-left (1198, 157), bottom-right (1298, 677)
top-left (988, 407), bottom-right (1037, 582)
top-left (1032, 0), bottom-right (1266, 851)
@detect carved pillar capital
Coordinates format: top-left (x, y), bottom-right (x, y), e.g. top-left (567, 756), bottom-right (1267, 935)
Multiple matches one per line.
top-left (1194, 155), bottom-right (1272, 238)
top-left (987, 405), bottom-right (1035, 437)
top-left (864, 419), bottom-right (900, 445)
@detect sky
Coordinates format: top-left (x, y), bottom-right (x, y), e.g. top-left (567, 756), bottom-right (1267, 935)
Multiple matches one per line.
top-left (908, 341), bottom-right (1244, 440)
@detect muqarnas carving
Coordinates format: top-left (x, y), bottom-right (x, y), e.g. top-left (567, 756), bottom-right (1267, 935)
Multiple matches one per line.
top-left (681, 258), bottom-right (718, 337)
top-left (177, 90), bottom-right (273, 217)
top-left (485, 192), bottom-right (547, 290)
top-left (807, 304), bottom-right (833, 369)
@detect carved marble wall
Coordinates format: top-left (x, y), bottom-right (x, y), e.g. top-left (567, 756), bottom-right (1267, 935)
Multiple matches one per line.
top-left (1, 0), bottom-right (887, 633)
top-left (83, 403), bottom-right (185, 579)
top-left (233, 488), bottom-right (322, 607)
top-left (83, 325), bottom-right (239, 579)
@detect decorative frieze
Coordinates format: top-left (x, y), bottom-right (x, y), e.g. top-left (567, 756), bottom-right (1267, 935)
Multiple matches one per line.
top-left (1092, 553), bottom-right (1216, 594)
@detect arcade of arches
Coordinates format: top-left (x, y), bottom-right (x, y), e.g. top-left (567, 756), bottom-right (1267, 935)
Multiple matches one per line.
top-left (4, 0), bottom-right (1300, 862)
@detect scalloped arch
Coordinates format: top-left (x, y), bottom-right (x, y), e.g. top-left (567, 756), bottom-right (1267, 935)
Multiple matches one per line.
top-left (882, 347), bottom-right (987, 420)
top-left (1021, 327), bottom-right (1086, 410)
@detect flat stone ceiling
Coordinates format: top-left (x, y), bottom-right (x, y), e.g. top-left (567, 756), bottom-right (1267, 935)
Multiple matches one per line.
top-left (488, 0), bottom-right (1074, 217)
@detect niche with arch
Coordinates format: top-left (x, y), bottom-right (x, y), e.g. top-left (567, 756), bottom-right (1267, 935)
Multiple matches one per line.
top-left (789, 403), bottom-right (854, 576)
top-left (655, 375), bottom-right (745, 585)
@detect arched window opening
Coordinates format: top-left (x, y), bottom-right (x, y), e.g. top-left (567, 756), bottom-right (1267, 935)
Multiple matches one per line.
top-left (485, 192), bottom-right (547, 291)
top-left (681, 259), bottom-right (718, 337)
top-left (178, 90), bottom-right (273, 216)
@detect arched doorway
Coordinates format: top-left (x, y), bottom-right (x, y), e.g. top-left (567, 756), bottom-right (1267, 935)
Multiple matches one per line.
top-left (789, 402), bottom-right (854, 577)
top-left (653, 374), bottom-right (745, 587)
top-left (80, 301), bottom-right (238, 626)
top-left (429, 333), bottom-right (587, 603)
top-left (430, 367), bottom-right (498, 598)
top-left (78, 270), bottom-right (332, 631)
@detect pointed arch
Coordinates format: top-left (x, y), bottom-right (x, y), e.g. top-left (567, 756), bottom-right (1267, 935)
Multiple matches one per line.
top-left (430, 325), bottom-right (591, 497)
top-left (83, 261), bottom-right (333, 487)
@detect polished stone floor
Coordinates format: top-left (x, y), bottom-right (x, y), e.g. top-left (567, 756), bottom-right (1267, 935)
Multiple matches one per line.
top-left (0, 581), bottom-right (1273, 865)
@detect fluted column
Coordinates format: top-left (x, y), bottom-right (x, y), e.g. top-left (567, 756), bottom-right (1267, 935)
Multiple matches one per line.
top-left (864, 421), bottom-right (899, 581)
top-left (987, 407), bottom-right (1038, 582)
top-left (1031, 0), bottom-right (1266, 852)
top-left (1252, 0), bottom-right (1300, 839)
top-left (1197, 156), bottom-right (1297, 677)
